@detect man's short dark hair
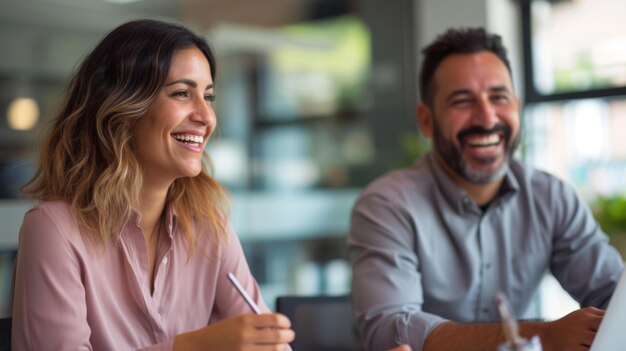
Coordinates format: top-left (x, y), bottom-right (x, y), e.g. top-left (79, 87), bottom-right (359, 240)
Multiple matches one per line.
top-left (418, 27), bottom-right (512, 107)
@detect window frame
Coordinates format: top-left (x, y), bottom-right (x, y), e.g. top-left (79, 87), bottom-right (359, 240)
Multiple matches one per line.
top-left (521, 0), bottom-right (626, 103)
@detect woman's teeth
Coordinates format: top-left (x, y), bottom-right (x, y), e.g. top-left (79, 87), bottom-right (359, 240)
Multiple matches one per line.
top-left (172, 134), bottom-right (203, 144)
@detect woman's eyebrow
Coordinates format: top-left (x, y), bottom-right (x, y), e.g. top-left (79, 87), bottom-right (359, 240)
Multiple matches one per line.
top-left (163, 79), bottom-right (214, 90)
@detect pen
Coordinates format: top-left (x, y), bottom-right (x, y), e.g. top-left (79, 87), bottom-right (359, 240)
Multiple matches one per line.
top-left (496, 292), bottom-right (524, 350)
top-left (227, 272), bottom-right (262, 315)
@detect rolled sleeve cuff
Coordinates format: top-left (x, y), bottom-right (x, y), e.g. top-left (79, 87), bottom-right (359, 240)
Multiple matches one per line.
top-left (397, 310), bottom-right (448, 350)
top-left (361, 308), bottom-right (448, 351)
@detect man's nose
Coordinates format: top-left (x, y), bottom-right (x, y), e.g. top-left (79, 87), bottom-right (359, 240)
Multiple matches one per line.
top-left (473, 96), bottom-right (498, 129)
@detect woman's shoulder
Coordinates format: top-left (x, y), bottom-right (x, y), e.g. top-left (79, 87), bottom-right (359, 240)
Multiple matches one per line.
top-left (28, 200), bottom-right (75, 222)
top-left (23, 200), bottom-right (81, 241)
top-left (188, 218), bottom-right (239, 256)
top-left (31, 200), bottom-right (72, 213)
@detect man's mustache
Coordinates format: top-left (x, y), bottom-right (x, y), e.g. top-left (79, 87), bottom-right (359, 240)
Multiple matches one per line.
top-left (458, 124), bottom-right (512, 142)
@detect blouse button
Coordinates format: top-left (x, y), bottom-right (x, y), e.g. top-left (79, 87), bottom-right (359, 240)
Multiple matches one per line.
top-left (162, 256), bottom-right (168, 265)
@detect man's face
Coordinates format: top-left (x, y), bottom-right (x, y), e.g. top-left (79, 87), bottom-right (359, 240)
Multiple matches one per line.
top-left (420, 51), bottom-right (520, 184)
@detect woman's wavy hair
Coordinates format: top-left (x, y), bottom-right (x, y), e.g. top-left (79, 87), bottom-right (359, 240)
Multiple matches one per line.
top-left (22, 19), bottom-right (229, 253)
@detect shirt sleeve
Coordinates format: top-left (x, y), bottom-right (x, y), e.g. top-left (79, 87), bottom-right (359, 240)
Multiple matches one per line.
top-left (136, 340), bottom-right (174, 351)
top-left (347, 193), bottom-right (447, 351)
top-left (549, 180), bottom-right (624, 309)
top-left (210, 224), bottom-right (271, 319)
top-left (209, 225), bottom-right (293, 351)
top-left (12, 208), bottom-right (93, 351)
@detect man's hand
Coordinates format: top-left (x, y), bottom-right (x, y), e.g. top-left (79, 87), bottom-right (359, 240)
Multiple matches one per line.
top-left (422, 307), bottom-right (605, 351)
top-left (539, 307), bottom-right (604, 351)
top-left (387, 345), bottom-right (412, 351)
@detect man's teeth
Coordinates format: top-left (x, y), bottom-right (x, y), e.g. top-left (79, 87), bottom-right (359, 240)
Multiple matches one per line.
top-left (172, 134), bottom-right (203, 144)
top-left (467, 134), bottom-right (500, 147)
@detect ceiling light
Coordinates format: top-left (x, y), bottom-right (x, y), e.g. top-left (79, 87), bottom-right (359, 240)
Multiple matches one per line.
top-left (7, 97), bottom-right (39, 131)
top-left (104, 0), bottom-right (143, 4)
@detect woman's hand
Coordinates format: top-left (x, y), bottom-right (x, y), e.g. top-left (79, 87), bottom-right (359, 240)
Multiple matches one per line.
top-left (173, 313), bottom-right (295, 351)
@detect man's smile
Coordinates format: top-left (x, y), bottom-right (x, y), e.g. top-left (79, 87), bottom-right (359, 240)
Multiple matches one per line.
top-left (464, 133), bottom-right (502, 148)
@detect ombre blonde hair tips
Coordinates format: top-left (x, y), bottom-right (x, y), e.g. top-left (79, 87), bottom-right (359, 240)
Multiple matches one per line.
top-left (22, 20), bottom-right (228, 253)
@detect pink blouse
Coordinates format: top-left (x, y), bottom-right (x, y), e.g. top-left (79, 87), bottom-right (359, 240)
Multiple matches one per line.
top-left (12, 201), bottom-right (272, 350)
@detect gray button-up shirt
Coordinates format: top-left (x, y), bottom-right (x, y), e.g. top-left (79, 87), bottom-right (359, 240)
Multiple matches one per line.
top-left (348, 153), bottom-right (624, 351)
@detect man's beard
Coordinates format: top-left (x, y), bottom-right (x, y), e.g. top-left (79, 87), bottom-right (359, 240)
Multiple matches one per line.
top-left (432, 118), bottom-right (520, 184)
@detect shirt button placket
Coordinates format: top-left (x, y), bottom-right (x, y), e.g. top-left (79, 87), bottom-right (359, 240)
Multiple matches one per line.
top-left (478, 214), bottom-right (497, 321)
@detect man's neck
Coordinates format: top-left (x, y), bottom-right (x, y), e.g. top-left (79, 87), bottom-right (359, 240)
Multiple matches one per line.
top-left (433, 153), bottom-right (504, 207)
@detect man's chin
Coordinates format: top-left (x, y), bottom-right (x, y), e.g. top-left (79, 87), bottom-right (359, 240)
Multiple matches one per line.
top-left (460, 160), bottom-right (508, 184)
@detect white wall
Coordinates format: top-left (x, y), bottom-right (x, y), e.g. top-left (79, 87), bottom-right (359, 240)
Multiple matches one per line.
top-left (416, 0), bottom-right (489, 47)
top-left (414, 0), bottom-right (524, 97)
top-left (0, 200), bottom-right (32, 249)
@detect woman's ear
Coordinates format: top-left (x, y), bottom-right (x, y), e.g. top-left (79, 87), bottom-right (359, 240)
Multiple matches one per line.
top-left (417, 104), bottom-right (434, 137)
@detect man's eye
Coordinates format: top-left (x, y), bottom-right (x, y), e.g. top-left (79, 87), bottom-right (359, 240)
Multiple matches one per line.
top-left (491, 95), bottom-right (509, 103)
top-left (451, 99), bottom-right (472, 106)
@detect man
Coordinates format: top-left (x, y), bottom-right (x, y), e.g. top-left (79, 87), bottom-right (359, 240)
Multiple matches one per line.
top-left (348, 27), bottom-right (624, 351)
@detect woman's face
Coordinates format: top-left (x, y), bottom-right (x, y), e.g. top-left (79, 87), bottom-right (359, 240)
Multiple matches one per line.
top-left (134, 46), bottom-right (216, 187)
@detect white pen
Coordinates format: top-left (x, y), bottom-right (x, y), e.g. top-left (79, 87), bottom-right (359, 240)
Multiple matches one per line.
top-left (227, 272), bottom-right (262, 315)
top-left (496, 292), bottom-right (524, 350)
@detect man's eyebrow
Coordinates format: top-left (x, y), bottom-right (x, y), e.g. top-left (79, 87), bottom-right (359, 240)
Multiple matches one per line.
top-left (488, 85), bottom-right (512, 94)
top-left (445, 85), bottom-right (512, 102)
top-left (163, 79), bottom-right (214, 90)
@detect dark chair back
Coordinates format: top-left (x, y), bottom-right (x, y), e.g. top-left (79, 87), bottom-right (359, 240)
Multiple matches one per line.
top-left (0, 317), bottom-right (11, 351)
top-left (276, 295), bottom-right (361, 351)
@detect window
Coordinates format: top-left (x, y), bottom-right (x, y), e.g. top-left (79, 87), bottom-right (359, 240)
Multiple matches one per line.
top-left (522, 0), bottom-right (626, 318)
top-left (522, 0), bottom-right (626, 102)
top-left (521, 0), bottom-right (626, 201)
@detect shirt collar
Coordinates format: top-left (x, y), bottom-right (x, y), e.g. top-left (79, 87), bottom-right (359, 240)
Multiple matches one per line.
top-left (164, 205), bottom-right (178, 239)
top-left (128, 203), bottom-right (178, 239)
top-left (426, 151), bottom-right (519, 211)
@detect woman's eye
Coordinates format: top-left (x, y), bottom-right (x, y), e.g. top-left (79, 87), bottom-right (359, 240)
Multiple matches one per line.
top-left (205, 94), bottom-right (216, 103)
top-left (172, 91), bottom-right (189, 98)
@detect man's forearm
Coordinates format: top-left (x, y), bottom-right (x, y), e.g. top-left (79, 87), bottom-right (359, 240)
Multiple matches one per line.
top-left (423, 307), bottom-right (603, 351)
top-left (423, 321), bottom-right (505, 351)
top-left (423, 320), bottom-right (550, 351)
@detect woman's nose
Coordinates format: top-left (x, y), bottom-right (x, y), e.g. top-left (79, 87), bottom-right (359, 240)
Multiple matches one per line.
top-left (190, 98), bottom-right (214, 127)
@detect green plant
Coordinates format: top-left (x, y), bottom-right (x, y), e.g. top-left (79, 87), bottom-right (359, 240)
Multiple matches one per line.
top-left (395, 133), bottom-right (431, 169)
top-left (593, 194), bottom-right (626, 236)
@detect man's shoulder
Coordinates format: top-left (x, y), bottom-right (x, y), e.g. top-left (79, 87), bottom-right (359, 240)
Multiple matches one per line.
top-left (364, 161), bottom-right (434, 196)
top-left (509, 158), bottom-right (569, 190)
top-left (355, 160), bottom-right (438, 214)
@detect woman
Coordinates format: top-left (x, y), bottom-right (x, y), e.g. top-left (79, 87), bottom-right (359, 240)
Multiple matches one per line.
top-left (12, 19), bottom-right (294, 350)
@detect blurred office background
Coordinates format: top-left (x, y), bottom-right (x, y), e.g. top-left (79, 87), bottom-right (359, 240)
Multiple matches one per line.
top-left (0, 0), bottom-right (625, 321)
